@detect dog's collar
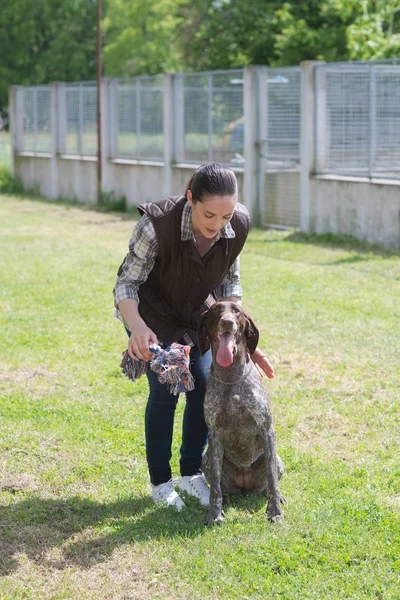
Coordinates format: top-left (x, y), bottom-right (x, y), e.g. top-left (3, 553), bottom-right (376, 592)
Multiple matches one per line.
top-left (209, 360), bottom-right (253, 386)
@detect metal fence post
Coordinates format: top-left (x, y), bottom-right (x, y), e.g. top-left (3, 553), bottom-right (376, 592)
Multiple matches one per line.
top-left (163, 73), bottom-right (174, 196)
top-left (243, 66), bottom-right (260, 224)
top-left (315, 62), bottom-right (327, 174)
top-left (56, 83), bottom-right (67, 155)
top-left (300, 61), bottom-right (320, 233)
top-left (107, 79), bottom-right (118, 159)
top-left (173, 73), bottom-right (185, 163)
top-left (369, 63), bottom-right (376, 178)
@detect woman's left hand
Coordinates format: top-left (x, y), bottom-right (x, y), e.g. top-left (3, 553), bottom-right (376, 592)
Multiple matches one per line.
top-left (251, 347), bottom-right (275, 379)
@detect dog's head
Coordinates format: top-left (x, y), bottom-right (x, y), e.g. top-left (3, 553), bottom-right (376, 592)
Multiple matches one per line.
top-left (198, 301), bottom-right (259, 367)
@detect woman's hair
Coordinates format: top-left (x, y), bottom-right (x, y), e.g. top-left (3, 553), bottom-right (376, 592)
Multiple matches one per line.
top-left (185, 163), bottom-right (237, 203)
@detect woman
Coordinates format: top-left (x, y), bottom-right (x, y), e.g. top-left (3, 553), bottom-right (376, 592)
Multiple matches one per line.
top-left (113, 163), bottom-right (274, 510)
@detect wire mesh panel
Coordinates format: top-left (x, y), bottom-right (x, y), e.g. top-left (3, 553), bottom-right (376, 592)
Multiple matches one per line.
top-left (65, 86), bottom-right (80, 154)
top-left (261, 67), bottom-right (301, 228)
top-left (65, 84), bottom-right (97, 155)
top-left (82, 87), bottom-right (97, 155)
top-left (321, 65), bottom-right (370, 174)
top-left (315, 62), bottom-right (400, 178)
top-left (21, 87), bottom-right (52, 153)
top-left (265, 67), bottom-right (301, 166)
top-left (181, 70), bottom-right (244, 164)
top-left (374, 66), bottom-right (400, 176)
top-left (115, 76), bottom-right (164, 160)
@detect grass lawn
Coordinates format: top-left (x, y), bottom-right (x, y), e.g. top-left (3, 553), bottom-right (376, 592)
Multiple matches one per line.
top-left (0, 194), bottom-right (399, 599)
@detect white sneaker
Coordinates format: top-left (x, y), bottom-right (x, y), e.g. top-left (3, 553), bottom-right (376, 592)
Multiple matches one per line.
top-left (151, 480), bottom-right (185, 511)
top-left (177, 474), bottom-right (210, 506)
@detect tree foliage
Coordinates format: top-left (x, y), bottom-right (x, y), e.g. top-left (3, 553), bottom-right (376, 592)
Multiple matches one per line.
top-left (102, 0), bottom-right (183, 77)
top-left (2, 0), bottom-right (400, 109)
top-left (0, 0), bottom-right (97, 107)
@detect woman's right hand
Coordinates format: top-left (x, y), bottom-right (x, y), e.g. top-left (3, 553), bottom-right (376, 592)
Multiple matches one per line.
top-left (128, 320), bottom-right (159, 362)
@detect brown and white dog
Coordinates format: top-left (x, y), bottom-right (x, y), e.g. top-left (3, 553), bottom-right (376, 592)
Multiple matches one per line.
top-left (198, 301), bottom-right (284, 524)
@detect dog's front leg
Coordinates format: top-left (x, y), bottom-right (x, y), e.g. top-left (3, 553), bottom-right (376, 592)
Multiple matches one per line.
top-left (206, 431), bottom-right (224, 525)
top-left (263, 426), bottom-right (284, 523)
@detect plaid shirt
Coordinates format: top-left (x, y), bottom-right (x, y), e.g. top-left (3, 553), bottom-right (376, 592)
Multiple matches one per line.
top-left (113, 201), bottom-right (242, 328)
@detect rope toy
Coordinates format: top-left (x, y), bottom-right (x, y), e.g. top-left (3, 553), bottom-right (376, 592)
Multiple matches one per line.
top-left (120, 343), bottom-right (195, 395)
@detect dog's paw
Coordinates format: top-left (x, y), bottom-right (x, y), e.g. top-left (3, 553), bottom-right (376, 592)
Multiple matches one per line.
top-left (266, 502), bottom-right (284, 523)
top-left (268, 512), bottom-right (283, 524)
top-left (206, 511), bottom-right (224, 527)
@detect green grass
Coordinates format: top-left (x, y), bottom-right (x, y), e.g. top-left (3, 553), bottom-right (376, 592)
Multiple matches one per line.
top-left (0, 195), bottom-right (399, 599)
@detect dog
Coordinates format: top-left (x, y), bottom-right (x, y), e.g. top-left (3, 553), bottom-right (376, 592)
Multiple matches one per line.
top-left (198, 300), bottom-right (284, 524)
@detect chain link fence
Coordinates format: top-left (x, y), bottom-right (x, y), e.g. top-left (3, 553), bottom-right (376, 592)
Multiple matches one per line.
top-left (315, 61), bottom-right (400, 178)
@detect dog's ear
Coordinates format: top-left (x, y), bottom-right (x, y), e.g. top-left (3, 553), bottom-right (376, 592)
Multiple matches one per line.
top-left (197, 310), bottom-right (210, 355)
top-left (244, 312), bottom-right (259, 355)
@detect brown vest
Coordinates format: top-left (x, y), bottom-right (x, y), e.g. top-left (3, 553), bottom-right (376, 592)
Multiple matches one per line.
top-left (135, 195), bottom-right (249, 346)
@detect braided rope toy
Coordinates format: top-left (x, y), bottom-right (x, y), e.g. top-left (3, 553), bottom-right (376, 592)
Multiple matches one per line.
top-left (120, 343), bottom-right (195, 395)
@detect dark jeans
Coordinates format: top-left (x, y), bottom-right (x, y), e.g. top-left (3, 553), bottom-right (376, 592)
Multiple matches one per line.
top-left (145, 345), bottom-right (212, 486)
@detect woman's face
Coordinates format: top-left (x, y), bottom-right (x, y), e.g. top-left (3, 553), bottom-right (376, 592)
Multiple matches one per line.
top-left (187, 192), bottom-right (237, 239)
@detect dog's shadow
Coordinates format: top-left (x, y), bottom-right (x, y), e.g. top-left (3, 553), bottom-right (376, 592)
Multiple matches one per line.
top-left (0, 494), bottom-right (209, 575)
top-left (224, 493), bottom-right (267, 514)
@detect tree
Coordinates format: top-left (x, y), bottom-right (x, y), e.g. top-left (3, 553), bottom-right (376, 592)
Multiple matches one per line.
top-left (102, 0), bottom-right (184, 77)
top-left (0, 0), bottom-right (97, 108)
top-left (176, 1), bottom-right (360, 70)
top-left (176, 0), bottom-right (279, 71)
top-left (345, 0), bottom-right (400, 60)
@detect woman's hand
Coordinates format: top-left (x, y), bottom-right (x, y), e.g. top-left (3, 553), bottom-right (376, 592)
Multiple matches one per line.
top-left (128, 320), bottom-right (159, 362)
top-left (251, 347), bottom-right (275, 379)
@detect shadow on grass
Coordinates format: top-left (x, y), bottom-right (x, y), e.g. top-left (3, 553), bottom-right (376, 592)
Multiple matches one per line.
top-left (0, 491), bottom-right (267, 574)
top-left (0, 494), bottom-right (207, 574)
top-left (0, 489), bottom-right (272, 574)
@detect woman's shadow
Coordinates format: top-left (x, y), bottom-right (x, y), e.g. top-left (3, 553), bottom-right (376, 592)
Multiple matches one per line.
top-left (0, 493), bottom-right (212, 575)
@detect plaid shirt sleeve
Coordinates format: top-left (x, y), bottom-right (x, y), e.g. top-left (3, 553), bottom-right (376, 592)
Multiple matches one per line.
top-left (213, 256), bottom-right (243, 300)
top-left (113, 214), bottom-right (159, 313)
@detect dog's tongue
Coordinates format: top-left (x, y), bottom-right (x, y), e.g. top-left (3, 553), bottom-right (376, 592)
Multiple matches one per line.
top-left (216, 332), bottom-right (234, 367)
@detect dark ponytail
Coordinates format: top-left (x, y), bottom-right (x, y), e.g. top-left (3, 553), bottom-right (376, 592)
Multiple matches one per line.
top-left (185, 163), bottom-right (237, 203)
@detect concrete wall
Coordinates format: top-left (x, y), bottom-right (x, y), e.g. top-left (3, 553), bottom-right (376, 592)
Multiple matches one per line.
top-left (310, 175), bottom-right (400, 248)
top-left (14, 153), bottom-right (300, 229)
top-left (14, 153), bottom-right (245, 208)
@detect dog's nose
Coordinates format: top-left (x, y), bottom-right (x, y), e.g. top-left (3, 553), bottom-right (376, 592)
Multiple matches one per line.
top-left (219, 316), bottom-right (236, 331)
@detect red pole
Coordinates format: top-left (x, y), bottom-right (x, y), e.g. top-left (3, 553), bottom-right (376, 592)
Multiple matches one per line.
top-left (96, 0), bottom-right (102, 205)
